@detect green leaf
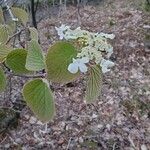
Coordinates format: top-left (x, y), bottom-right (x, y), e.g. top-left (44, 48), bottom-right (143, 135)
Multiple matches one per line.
top-left (85, 65), bottom-right (103, 103)
top-left (0, 44), bottom-right (12, 62)
top-left (0, 67), bottom-right (6, 92)
top-left (0, 25), bottom-right (8, 44)
top-left (46, 41), bottom-right (79, 83)
top-left (29, 27), bottom-right (39, 41)
top-left (6, 49), bottom-right (30, 74)
top-left (0, 9), bottom-right (4, 24)
top-left (6, 22), bottom-right (16, 36)
top-left (12, 7), bottom-right (28, 25)
top-left (23, 79), bottom-right (55, 122)
top-left (25, 40), bottom-right (45, 71)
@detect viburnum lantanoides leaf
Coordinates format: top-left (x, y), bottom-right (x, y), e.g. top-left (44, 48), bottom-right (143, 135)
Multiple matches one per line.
top-left (85, 65), bottom-right (103, 103)
top-left (25, 40), bottom-right (45, 71)
top-left (46, 41), bottom-right (80, 83)
top-left (0, 25), bottom-right (8, 44)
top-left (23, 79), bottom-right (55, 122)
top-left (6, 49), bottom-right (30, 74)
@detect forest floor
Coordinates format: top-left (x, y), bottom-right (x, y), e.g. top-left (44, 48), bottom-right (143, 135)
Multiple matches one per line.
top-left (0, 0), bottom-right (150, 149)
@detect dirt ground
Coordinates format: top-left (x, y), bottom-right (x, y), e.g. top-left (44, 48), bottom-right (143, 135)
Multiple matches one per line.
top-left (0, 0), bottom-right (150, 149)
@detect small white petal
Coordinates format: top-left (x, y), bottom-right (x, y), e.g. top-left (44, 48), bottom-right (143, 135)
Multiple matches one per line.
top-left (102, 67), bottom-right (110, 73)
top-left (106, 60), bottom-right (115, 67)
top-left (55, 26), bottom-right (58, 31)
top-left (59, 24), bottom-right (70, 30)
top-left (59, 34), bottom-right (64, 40)
top-left (107, 34), bottom-right (115, 39)
top-left (107, 47), bottom-right (113, 53)
top-left (76, 27), bottom-right (81, 30)
top-left (79, 64), bottom-right (88, 73)
top-left (106, 47), bottom-right (113, 58)
top-left (72, 58), bottom-right (76, 63)
top-left (100, 59), bottom-right (114, 67)
top-left (55, 25), bottom-right (70, 40)
top-left (68, 63), bottom-right (78, 74)
top-left (100, 59), bottom-right (114, 73)
top-left (99, 32), bottom-right (106, 37)
top-left (107, 52), bottom-right (113, 58)
top-left (99, 33), bottom-right (115, 39)
top-left (80, 57), bottom-right (89, 63)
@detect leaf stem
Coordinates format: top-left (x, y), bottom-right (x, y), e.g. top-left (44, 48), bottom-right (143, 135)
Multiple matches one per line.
top-left (1, 62), bottom-right (45, 78)
top-left (8, 72), bottom-right (46, 78)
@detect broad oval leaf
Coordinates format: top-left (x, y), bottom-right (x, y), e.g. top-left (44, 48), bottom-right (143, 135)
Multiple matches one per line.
top-left (6, 49), bottom-right (30, 74)
top-left (0, 25), bottom-right (8, 44)
top-left (25, 40), bottom-right (45, 71)
top-left (23, 79), bottom-right (55, 122)
top-left (85, 65), bottom-right (103, 103)
top-left (0, 44), bottom-right (12, 62)
top-left (0, 67), bottom-right (6, 92)
top-left (12, 7), bottom-right (28, 25)
top-left (29, 27), bottom-right (39, 41)
top-left (46, 41), bottom-right (79, 83)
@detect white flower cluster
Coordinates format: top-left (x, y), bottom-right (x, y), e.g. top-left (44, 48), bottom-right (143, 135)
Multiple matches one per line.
top-left (55, 25), bottom-right (115, 74)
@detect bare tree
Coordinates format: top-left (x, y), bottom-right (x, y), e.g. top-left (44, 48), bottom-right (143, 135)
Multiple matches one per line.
top-left (31, 0), bottom-right (37, 28)
top-left (146, 0), bottom-right (150, 5)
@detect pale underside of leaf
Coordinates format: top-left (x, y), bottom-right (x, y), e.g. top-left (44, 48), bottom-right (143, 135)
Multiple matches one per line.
top-left (23, 79), bottom-right (55, 122)
top-left (0, 25), bottom-right (8, 44)
top-left (0, 67), bottom-right (6, 92)
top-left (85, 65), bottom-right (103, 103)
top-left (25, 40), bottom-right (45, 71)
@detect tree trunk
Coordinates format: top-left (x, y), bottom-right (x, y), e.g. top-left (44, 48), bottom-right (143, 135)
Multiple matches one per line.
top-left (31, 0), bottom-right (37, 28)
top-left (146, 0), bottom-right (150, 5)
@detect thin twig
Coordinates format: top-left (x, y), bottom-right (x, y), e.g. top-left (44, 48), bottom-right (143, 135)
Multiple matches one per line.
top-left (113, 142), bottom-right (116, 150)
top-left (1, 62), bottom-right (45, 79)
top-left (6, 28), bottom-right (25, 44)
top-left (12, 21), bottom-right (18, 47)
top-left (8, 72), bottom-right (45, 78)
top-left (77, 0), bottom-right (81, 26)
top-left (66, 137), bottom-right (73, 150)
top-left (35, 0), bottom-right (40, 14)
top-left (0, 134), bottom-right (8, 144)
top-left (8, 74), bottom-right (12, 101)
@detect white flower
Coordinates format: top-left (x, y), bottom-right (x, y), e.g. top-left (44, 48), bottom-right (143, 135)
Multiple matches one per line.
top-left (68, 57), bottom-right (89, 74)
top-left (100, 59), bottom-right (115, 73)
top-left (55, 24), bottom-right (70, 39)
top-left (64, 27), bottom-right (86, 40)
top-left (106, 47), bottom-right (113, 58)
top-left (99, 32), bottom-right (115, 39)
